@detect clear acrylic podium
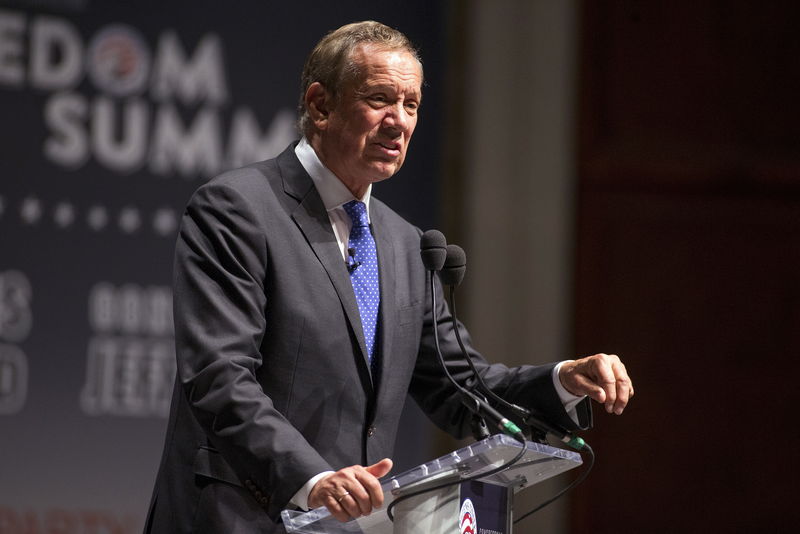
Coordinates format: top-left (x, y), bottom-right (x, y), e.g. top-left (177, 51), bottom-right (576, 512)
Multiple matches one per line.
top-left (281, 434), bottom-right (582, 534)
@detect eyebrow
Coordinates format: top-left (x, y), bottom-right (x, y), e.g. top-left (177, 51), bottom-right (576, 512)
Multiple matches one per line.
top-left (360, 83), bottom-right (422, 98)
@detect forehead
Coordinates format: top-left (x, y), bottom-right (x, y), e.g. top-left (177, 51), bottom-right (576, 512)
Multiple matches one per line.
top-left (350, 44), bottom-right (423, 94)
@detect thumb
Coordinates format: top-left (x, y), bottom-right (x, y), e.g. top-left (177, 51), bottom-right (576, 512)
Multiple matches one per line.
top-left (365, 458), bottom-right (393, 479)
top-left (570, 373), bottom-right (607, 404)
top-left (589, 386), bottom-right (607, 404)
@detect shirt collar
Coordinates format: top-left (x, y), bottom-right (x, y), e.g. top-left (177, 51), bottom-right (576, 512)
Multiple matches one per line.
top-left (295, 137), bottom-right (372, 215)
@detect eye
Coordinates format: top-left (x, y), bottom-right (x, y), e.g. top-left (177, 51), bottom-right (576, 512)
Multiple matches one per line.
top-left (368, 94), bottom-right (388, 105)
top-left (405, 100), bottom-right (419, 113)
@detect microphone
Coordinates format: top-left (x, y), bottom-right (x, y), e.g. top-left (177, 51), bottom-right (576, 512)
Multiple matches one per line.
top-left (420, 230), bottom-right (524, 442)
top-left (347, 247), bottom-right (361, 272)
top-left (420, 230), bottom-right (447, 271)
top-left (440, 244), bottom-right (466, 287)
top-left (440, 242), bottom-right (586, 450)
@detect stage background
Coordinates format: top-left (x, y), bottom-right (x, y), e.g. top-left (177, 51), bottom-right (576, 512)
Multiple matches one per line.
top-left (441, 1), bottom-right (800, 532)
top-left (0, 1), bottom-right (445, 531)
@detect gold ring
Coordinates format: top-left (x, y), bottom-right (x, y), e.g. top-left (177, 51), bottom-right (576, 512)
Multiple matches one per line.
top-left (335, 491), bottom-right (350, 503)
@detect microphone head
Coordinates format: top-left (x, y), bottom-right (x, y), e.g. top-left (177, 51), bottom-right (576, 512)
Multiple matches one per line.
top-left (441, 244), bottom-right (466, 286)
top-left (420, 230), bottom-right (447, 271)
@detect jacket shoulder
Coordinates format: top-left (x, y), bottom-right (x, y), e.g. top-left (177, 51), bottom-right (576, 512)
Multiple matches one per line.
top-left (371, 197), bottom-right (423, 238)
top-left (184, 147), bottom-right (300, 218)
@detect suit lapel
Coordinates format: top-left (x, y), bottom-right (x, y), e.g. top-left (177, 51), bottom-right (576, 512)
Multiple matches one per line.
top-left (370, 204), bottom-right (397, 393)
top-left (277, 148), bottom-right (373, 387)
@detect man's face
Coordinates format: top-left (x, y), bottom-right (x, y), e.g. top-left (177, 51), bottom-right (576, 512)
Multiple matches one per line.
top-left (316, 45), bottom-right (422, 194)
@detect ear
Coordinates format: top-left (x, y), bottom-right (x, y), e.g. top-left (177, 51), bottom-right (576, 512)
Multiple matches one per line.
top-left (305, 82), bottom-right (333, 131)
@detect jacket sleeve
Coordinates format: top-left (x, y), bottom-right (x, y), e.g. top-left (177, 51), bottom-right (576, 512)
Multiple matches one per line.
top-left (173, 179), bottom-right (331, 519)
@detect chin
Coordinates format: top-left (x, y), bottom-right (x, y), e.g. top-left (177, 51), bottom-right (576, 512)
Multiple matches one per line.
top-left (379, 169), bottom-right (401, 181)
top-left (368, 164), bottom-right (401, 181)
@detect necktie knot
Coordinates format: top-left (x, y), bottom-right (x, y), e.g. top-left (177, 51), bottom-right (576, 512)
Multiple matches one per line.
top-left (343, 200), bottom-right (369, 228)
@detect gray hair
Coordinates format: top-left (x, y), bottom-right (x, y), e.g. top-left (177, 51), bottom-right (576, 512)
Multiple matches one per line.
top-left (297, 21), bottom-right (422, 135)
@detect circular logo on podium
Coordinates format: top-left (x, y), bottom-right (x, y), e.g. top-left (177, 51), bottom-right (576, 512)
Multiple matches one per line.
top-left (460, 498), bottom-right (477, 534)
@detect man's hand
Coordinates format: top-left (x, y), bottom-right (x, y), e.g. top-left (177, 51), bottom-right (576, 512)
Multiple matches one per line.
top-left (559, 353), bottom-right (634, 415)
top-left (307, 458), bottom-right (393, 522)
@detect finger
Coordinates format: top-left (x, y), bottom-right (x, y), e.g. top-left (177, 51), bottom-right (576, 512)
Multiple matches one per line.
top-left (310, 469), bottom-right (367, 518)
top-left (325, 494), bottom-right (351, 522)
top-left (324, 475), bottom-right (366, 520)
top-left (362, 458), bottom-right (392, 508)
top-left (337, 492), bottom-right (363, 519)
top-left (345, 473), bottom-right (375, 516)
top-left (357, 463), bottom-right (390, 509)
top-left (559, 362), bottom-right (604, 402)
top-left (612, 361), bottom-right (633, 415)
top-left (567, 372), bottom-right (605, 403)
top-left (591, 354), bottom-right (618, 413)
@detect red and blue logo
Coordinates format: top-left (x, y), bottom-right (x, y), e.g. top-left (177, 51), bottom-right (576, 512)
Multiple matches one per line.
top-left (460, 498), bottom-right (477, 534)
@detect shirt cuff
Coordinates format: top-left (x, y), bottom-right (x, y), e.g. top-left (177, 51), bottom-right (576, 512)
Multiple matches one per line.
top-left (289, 471), bottom-right (335, 511)
top-left (552, 360), bottom-right (586, 422)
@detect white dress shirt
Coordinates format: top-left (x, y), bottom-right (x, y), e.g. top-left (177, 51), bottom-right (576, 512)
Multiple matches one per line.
top-left (295, 137), bottom-right (372, 262)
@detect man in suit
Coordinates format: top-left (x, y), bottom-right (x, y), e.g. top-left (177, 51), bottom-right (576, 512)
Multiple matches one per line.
top-left (145, 21), bottom-right (633, 534)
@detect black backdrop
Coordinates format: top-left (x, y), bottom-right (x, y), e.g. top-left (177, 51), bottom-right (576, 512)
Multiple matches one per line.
top-left (0, 1), bottom-right (445, 531)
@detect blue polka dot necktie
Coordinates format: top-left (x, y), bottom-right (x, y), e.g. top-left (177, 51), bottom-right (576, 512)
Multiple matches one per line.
top-left (343, 200), bottom-right (380, 362)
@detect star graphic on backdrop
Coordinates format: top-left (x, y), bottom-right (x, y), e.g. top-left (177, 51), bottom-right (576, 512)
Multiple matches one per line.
top-left (153, 207), bottom-right (178, 237)
top-left (53, 201), bottom-right (76, 228)
top-left (87, 205), bottom-right (109, 231)
top-left (20, 196), bottom-right (42, 225)
top-left (119, 206), bottom-right (141, 234)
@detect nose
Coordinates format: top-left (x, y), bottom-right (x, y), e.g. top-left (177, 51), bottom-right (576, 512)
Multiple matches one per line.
top-left (382, 102), bottom-right (411, 134)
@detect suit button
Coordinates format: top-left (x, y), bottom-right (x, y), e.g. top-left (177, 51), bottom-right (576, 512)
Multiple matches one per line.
top-left (367, 425), bottom-right (375, 437)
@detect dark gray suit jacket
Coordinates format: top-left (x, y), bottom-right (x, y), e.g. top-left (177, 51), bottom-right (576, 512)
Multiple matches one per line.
top-left (144, 144), bottom-right (588, 534)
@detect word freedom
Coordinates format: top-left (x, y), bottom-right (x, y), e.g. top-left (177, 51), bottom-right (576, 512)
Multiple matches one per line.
top-left (0, 9), bottom-right (295, 177)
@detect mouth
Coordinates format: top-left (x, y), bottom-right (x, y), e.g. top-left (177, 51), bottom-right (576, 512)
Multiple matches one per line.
top-left (375, 141), bottom-right (402, 157)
